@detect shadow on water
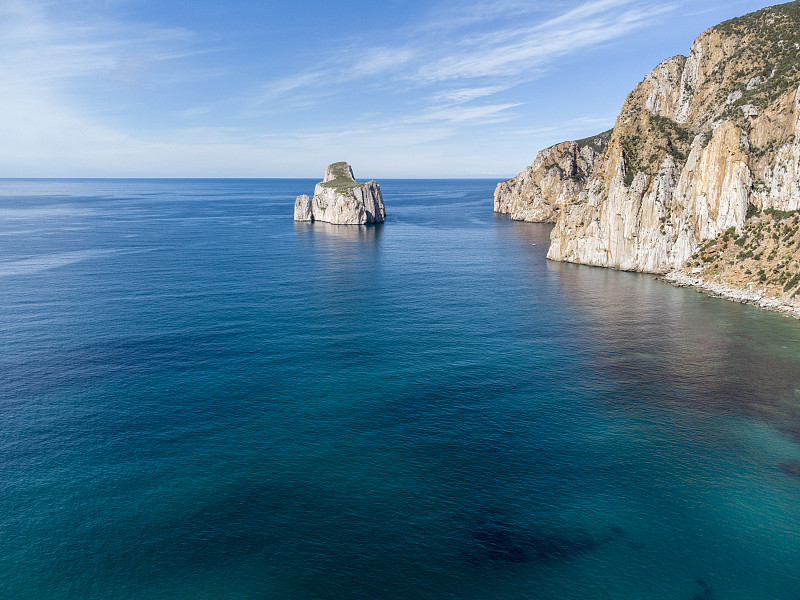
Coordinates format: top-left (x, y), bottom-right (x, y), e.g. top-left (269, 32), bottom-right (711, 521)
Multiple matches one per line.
top-left (291, 222), bottom-right (385, 299)
top-left (293, 221), bottom-right (384, 244)
top-left (544, 258), bottom-right (800, 441)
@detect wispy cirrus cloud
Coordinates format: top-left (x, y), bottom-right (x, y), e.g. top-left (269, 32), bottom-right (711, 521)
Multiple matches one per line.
top-left (415, 0), bottom-right (676, 81)
top-left (429, 85), bottom-right (512, 104)
top-left (0, 0), bottom-right (232, 176)
top-left (416, 0), bottom-right (557, 32)
top-left (0, 0), bottom-right (743, 177)
top-left (248, 70), bottom-right (336, 104)
top-left (414, 102), bottom-right (521, 124)
top-left (246, 47), bottom-right (417, 108)
top-left (499, 115), bottom-right (617, 137)
top-left (247, 0), bottom-right (677, 129)
top-left (0, 0), bottom-right (205, 86)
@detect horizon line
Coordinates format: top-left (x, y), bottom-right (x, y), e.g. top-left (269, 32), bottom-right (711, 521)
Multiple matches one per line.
top-left (0, 175), bottom-right (514, 181)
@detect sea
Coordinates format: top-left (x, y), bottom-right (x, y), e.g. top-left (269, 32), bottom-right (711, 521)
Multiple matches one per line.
top-left (1, 178), bottom-right (800, 600)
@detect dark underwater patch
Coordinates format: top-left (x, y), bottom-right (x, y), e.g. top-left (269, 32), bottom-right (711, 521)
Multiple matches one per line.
top-left (691, 578), bottom-right (714, 600)
top-left (459, 519), bottom-right (625, 567)
top-left (778, 459), bottom-right (800, 478)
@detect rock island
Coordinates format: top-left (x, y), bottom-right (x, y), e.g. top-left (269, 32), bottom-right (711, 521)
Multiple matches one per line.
top-left (295, 162), bottom-right (385, 225)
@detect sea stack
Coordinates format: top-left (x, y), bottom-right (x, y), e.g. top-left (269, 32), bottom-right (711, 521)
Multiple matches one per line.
top-left (294, 162), bottom-right (385, 224)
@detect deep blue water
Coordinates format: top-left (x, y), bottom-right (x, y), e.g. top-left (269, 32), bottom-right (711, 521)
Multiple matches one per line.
top-left (2, 178), bottom-right (800, 600)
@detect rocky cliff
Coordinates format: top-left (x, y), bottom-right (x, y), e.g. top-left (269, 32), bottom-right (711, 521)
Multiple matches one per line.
top-left (494, 131), bottom-right (611, 223)
top-left (496, 1), bottom-right (800, 313)
top-left (294, 162), bottom-right (385, 224)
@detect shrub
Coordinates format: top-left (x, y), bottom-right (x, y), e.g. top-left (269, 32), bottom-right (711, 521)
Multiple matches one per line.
top-left (766, 207), bottom-right (799, 220)
top-left (747, 204), bottom-right (762, 219)
top-left (783, 273), bottom-right (800, 292)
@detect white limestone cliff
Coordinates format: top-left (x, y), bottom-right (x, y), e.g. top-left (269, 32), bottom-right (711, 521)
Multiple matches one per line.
top-left (498, 3), bottom-right (800, 277)
top-left (294, 194), bottom-right (313, 222)
top-left (494, 133), bottom-right (610, 223)
top-left (294, 162), bottom-right (385, 224)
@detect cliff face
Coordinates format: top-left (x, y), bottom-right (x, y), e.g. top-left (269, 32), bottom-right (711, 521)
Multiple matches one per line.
top-left (494, 131), bottom-right (610, 223)
top-left (294, 162), bottom-right (385, 225)
top-left (497, 1), bottom-right (800, 299)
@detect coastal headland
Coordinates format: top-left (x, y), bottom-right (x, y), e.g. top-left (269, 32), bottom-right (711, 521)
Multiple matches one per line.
top-left (495, 2), bottom-right (800, 317)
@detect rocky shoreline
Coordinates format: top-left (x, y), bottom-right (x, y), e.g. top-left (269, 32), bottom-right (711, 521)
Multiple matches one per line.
top-left (663, 271), bottom-right (800, 319)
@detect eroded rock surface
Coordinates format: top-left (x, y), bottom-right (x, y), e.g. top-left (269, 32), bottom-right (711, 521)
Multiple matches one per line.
top-left (496, 3), bottom-right (800, 314)
top-left (294, 162), bottom-right (385, 224)
top-left (494, 132), bottom-right (610, 223)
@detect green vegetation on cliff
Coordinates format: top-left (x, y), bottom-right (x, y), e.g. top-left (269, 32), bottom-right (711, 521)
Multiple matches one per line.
top-left (620, 114), bottom-right (693, 186)
top-left (714, 2), bottom-right (800, 122)
top-left (320, 161), bottom-right (363, 193)
top-left (574, 129), bottom-right (613, 155)
top-left (689, 210), bottom-right (800, 299)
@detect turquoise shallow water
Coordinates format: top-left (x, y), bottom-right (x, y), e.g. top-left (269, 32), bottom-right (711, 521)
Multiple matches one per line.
top-left (1, 178), bottom-right (800, 599)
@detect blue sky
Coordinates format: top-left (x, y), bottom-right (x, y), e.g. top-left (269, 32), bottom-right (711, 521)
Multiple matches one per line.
top-left (0, 0), bottom-right (777, 178)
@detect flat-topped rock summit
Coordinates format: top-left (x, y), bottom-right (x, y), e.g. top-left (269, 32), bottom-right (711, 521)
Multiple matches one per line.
top-left (294, 162), bottom-right (385, 224)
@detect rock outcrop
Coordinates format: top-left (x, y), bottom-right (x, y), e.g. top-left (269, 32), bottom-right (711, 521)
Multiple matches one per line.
top-left (494, 131), bottom-right (611, 223)
top-left (294, 162), bottom-right (385, 224)
top-left (496, 2), bottom-right (800, 314)
top-left (294, 194), bottom-right (313, 221)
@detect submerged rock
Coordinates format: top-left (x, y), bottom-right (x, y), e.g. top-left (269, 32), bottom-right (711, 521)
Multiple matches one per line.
top-left (779, 459), bottom-right (800, 478)
top-left (691, 578), bottom-right (714, 600)
top-left (294, 162), bottom-right (385, 224)
top-left (460, 519), bottom-right (606, 567)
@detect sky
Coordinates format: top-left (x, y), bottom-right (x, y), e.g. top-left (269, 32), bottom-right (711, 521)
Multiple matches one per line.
top-left (0, 0), bottom-right (780, 178)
